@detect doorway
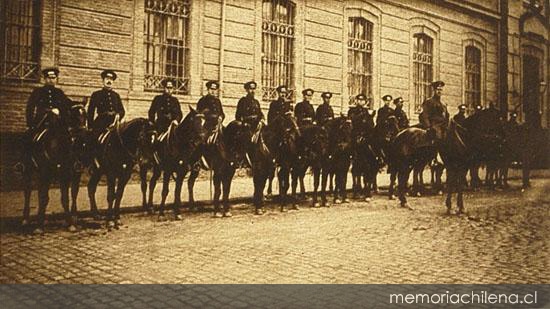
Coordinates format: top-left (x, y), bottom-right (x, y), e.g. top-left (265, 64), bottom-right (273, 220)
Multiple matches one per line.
top-left (522, 55), bottom-right (541, 128)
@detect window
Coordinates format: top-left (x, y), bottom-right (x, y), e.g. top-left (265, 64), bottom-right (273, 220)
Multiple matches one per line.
top-left (347, 17), bottom-right (373, 103)
top-left (465, 46), bottom-right (481, 110)
top-left (144, 0), bottom-right (190, 94)
top-left (0, 0), bottom-right (41, 82)
top-left (261, 0), bottom-right (295, 102)
top-left (413, 33), bottom-right (433, 113)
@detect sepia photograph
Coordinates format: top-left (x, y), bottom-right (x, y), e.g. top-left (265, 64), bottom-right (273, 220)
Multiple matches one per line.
top-left (0, 0), bottom-right (549, 307)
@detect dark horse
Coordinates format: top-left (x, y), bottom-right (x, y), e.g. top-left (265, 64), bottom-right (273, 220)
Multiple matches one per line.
top-left (141, 108), bottom-right (206, 220)
top-left (187, 119), bottom-right (252, 217)
top-left (87, 118), bottom-right (157, 228)
top-left (320, 116), bottom-right (353, 205)
top-left (290, 124), bottom-right (329, 207)
top-left (350, 111), bottom-right (379, 202)
top-left (254, 112), bottom-right (300, 212)
top-left (21, 104), bottom-right (89, 233)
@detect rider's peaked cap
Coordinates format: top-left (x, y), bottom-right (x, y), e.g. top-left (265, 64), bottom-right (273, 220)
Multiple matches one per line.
top-left (382, 94), bottom-right (393, 101)
top-left (431, 80), bottom-right (445, 88)
top-left (42, 67), bottom-right (59, 78)
top-left (161, 78), bottom-right (176, 88)
top-left (393, 97), bottom-right (404, 104)
top-left (276, 85), bottom-right (288, 93)
top-left (302, 88), bottom-right (314, 96)
top-left (101, 69), bottom-right (117, 80)
top-left (206, 80), bottom-right (219, 90)
top-left (244, 81), bottom-right (257, 90)
top-left (321, 92), bottom-right (332, 99)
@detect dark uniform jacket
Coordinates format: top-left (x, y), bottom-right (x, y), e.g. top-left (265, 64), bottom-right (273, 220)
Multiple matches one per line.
top-left (376, 105), bottom-right (394, 126)
top-left (419, 96), bottom-right (448, 128)
top-left (394, 107), bottom-right (409, 130)
top-left (197, 94), bottom-right (225, 120)
top-left (268, 98), bottom-right (292, 125)
top-left (148, 94), bottom-right (183, 132)
top-left (347, 105), bottom-right (368, 120)
top-left (87, 88), bottom-right (125, 132)
top-left (452, 113), bottom-right (466, 126)
top-left (315, 103), bottom-right (334, 126)
top-left (235, 94), bottom-right (264, 123)
top-left (294, 100), bottom-right (315, 126)
top-left (26, 85), bottom-right (72, 129)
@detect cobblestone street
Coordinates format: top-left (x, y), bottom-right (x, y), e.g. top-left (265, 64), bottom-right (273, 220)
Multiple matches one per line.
top-left (0, 177), bottom-right (549, 284)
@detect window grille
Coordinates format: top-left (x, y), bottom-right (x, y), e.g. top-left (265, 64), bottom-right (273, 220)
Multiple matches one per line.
top-left (144, 0), bottom-right (190, 94)
top-left (261, 0), bottom-right (295, 102)
top-left (347, 17), bottom-right (373, 104)
top-left (465, 46), bottom-right (481, 110)
top-left (0, 0), bottom-right (41, 82)
top-left (413, 33), bottom-right (433, 113)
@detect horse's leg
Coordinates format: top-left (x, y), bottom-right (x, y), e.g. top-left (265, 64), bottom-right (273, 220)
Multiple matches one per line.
top-left (147, 166), bottom-right (161, 214)
top-left (329, 172), bottom-right (334, 193)
top-left (312, 167), bottom-right (320, 207)
top-left (222, 167), bottom-right (235, 217)
top-left (278, 167), bottom-right (288, 211)
top-left (364, 170), bottom-right (372, 202)
top-left (291, 168), bottom-right (298, 207)
top-left (521, 150), bottom-right (531, 190)
top-left (87, 168), bottom-right (101, 220)
top-left (320, 169), bottom-right (328, 207)
top-left (22, 166), bottom-right (32, 227)
top-left (266, 168), bottom-right (274, 199)
top-left (299, 169), bottom-right (306, 201)
top-left (341, 164), bottom-right (350, 203)
top-left (35, 172), bottom-right (50, 234)
top-left (139, 164), bottom-right (149, 212)
top-left (59, 176), bottom-right (74, 232)
top-left (456, 168), bottom-right (466, 215)
top-left (188, 166), bottom-right (200, 211)
top-left (173, 170), bottom-right (185, 220)
top-left (445, 168), bottom-right (454, 215)
top-left (253, 168), bottom-right (268, 215)
top-left (389, 170), bottom-right (396, 200)
top-left (397, 164), bottom-right (412, 209)
top-left (113, 171), bottom-right (131, 228)
top-left (213, 169), bottom-right (223, 217)
top-left (105, 173), bottom-right (116, 228)
top-left (70, 171), bottom-right (81, 227)
top-left (158, 170), bottom-right (170, 220)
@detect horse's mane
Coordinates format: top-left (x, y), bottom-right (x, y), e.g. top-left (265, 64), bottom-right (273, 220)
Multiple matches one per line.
top-left (118, 117), bottom-right (147, 132)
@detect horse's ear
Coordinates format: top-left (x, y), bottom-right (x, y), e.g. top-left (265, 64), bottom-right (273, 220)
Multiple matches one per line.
top-left (372, 110), bottom-right (376, 116)
top-left (189, 106), bottom-right (196, 113)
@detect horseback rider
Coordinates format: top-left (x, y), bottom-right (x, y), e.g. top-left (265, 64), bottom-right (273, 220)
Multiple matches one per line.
top-left (294, 88), bottom-right (316, 127)
top-left (376, 94), bottom-right (394, 126)
top-left (17, 67), bottom-right (73, 172)
top-left (148, 78), bottom-right (183, 142)
top-left (392, 97), bottom-right (409, 130)
top-left (236, 81), bottom-right (264, 128)
top-left (348, 93), bottom-right (369, 119)
top-left (315, 91), bottom-right (334, 126)
top-left (419, 80), bottom-right (449, 138)
top-left (267, 85), bottom-right (293, 125)
top-left (197, 80), bottom-right (225, 142)
top-left (87, 70), bottom-right (125, 141)
top-left (453, 104), bottom-right (467, 126)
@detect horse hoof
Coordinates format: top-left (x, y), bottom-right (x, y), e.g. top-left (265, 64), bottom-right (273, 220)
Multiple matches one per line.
top-left (92, 212), bottom-right (102, 221)
top-left (21, 219), bottom-right (29, 227)
top-left (334, 199), bottom-right (342, 204)
top-left (67, 225), bottom-right (77, 233)
top-left (223, 211), bottom-right (232, 218)
top-left (265, 194), bottom-right (273, 201)
top-left (388, 195), bottom-right (395, 200)
top-left (214, 212), bottom-right (223, 218)
top-left (313, 202), bottom-right (320, 208)
top-left (415, 192), bottom-right (422, 197)
top-left (401, 203), bottom-right (413, 210)
top-left (280, 207), bottom-right (288, 213)
top-left (255, 209), bottom-right (265, 215)
top-left (174, 214), bottom-right (183, 221)
top-left (446, 209), bottom-right (451, 215)
top-left (343, 198), bottom-right (350, 204)
top-left (106, 221), bottom-right (115, 228)
top-left (158, 215), bottom-right (166, 222)
top-left (33, 228), bottom-right (44, 235)
top-left (291, 205), bottom-right (300, 211)
top-left (115, 219), bottom-right (123, 226)
top-left (365, 197), bottom-right (372, 203)
top-left (438, 191), bottom-right (443, 195)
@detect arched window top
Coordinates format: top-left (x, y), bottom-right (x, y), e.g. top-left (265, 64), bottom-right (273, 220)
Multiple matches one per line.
top-left (348, 17), bottom-right (373, 41)
top-left (263, 0), bottom-right (295, 24)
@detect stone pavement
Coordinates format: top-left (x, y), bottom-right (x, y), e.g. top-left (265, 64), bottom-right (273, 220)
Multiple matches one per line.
top-left (0, 175), bottom-right (548, 284)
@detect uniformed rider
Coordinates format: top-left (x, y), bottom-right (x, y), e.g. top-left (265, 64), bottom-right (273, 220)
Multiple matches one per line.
top-left (315, 91), bottom-right (334, 126)
top-left (393, 97), bottom-right (409, 130)
top-left (419, 80), bottom-right (449, 132)
top-left (148, 78), bottom-right (182, 141)
top-left (294, 88), bottom-right (316, 127)
top-left (267, 85), bottom-right (292, 125)
top-left (376, 94), bottom-right (394, 126)
top-left (197, 81), bottom-right (225, 137)
top-left (87, 69), bottom-right (125, 139)
top-left (235, 81), bottom-right (264, 128)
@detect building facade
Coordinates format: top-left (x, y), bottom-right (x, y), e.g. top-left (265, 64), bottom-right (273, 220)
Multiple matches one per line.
top-left (0, 0), bottom-right (548, 133)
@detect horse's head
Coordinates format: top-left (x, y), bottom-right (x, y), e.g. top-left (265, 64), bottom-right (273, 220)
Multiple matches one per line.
top-left (352, 110), bottom-right (375, 135)
top-left (133, 119), bottom-right (158, 165)
top-left (379, 115), bottom-right (400, 143)
top-left (300, 125), bottom-right (329, 161)
top-left (68, 104), bottom-right (87, 130)
top-left (225, 120), bottom-right (253, 161)
top-left (328, 116), bottom-right (353, 153)
top-left (178, 107), bottom-right (208, 150)
top-left (71, 129), bottom-right (95, 169)
top-left (271, 112), bottom-right (300, 155)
